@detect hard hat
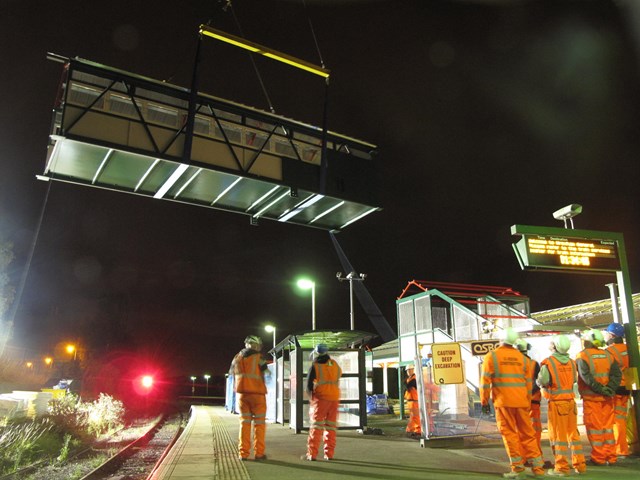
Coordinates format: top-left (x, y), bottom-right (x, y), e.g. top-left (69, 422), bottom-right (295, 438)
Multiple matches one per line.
top-left (315, 344), bottom-right (329, 355)
top-left (553, 335), bottom-right (571, 354)
top-left (244, 335), bottom-right (262, 346)
top-left (500, 327), bottom-right (519, 346)
top-left (581, 329), bottom-right (605, 347)
top-left (406, 364), bottom-right (415, 371)
top-left (606, 323), bottom-right (625, 338)
top-left (514, 338), bottom-right (530, 353)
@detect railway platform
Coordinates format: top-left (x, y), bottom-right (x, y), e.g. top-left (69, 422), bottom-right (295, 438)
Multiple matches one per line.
top-left (150, 405), bottom-right (639, 480)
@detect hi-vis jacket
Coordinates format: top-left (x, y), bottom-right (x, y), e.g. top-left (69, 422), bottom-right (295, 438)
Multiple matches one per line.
top-left (308, 355), bottom-right (342, 401)
top-left (576, 347), bottom-right (621, 400)
top-left (539, 353), bottom-right (577, 401)
top-left (404, 373), bottom-right (419, 401)
top-left (231, 348), bottom-right (267, 395)
top-left (481, 344), bottom-right (531, 408)
top-left (606, 341), bottom-right (629, 393)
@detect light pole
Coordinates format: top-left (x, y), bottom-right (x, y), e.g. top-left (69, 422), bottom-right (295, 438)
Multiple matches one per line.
top-left (264, 325), bottom-right (277, 350)
top-left (265, 324), bottom-right (278, 422)
top-left (44, 357), bottom-right (53, 369)
top-left (297, 278), bottom-right (316, 330)
top-left (204, 374), bottom-right (211, 396)
top-left (336, 271), bottom-right (366, 330)
top-left (190, 376), bottom-right (196, 395)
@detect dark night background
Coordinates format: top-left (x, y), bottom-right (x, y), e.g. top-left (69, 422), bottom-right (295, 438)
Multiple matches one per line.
top-left (1, 0), bottom-right (639, 379)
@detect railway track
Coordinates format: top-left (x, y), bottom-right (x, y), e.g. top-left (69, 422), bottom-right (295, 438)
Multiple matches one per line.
top-left (3, 412), bottom-right (185, 480)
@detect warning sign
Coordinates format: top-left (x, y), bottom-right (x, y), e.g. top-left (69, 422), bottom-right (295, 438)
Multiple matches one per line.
top-left (431, 342), bottom-right (464, 385)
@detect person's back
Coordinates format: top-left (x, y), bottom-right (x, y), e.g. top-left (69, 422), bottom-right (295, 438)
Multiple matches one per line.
top-left (604, 322), bottom-right (631, 458)
top-left (303, 344), bottom-right (342, 461)
top-left (538, 334), bottom-right (586, 476)
top-left (229, 335), bottom-right (268, 461)
top-left (482, 344), bottom-right (531, 408)
top-left (575, 329), bottom-right (620, 466)
top-left (480, 328), bottom-right (543, 478)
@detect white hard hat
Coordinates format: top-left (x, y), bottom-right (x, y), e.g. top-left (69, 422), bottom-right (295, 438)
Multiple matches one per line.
top-left (581, 329), bottom-right (605, 348)
top-left (244, 335), bottom-right (262, 346)
top-left (553, 335), bottom-right (571, 354)
top-left (500, 327), bottom-right (519, 346)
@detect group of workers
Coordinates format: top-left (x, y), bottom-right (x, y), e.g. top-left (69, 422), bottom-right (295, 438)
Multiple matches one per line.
top-left (229, 335), bottom-right (342, 462)
top-left (480, 322), bottom-right (631, 478)
top-left (228, 324), bottom-right (632, 475)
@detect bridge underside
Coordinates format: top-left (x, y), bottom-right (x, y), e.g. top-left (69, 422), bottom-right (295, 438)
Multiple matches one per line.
top-left (42, 55), bottom-right (381, 231)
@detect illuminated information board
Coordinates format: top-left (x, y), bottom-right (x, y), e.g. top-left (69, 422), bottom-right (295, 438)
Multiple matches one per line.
top-left (512, 227), bottom-right (621, 273)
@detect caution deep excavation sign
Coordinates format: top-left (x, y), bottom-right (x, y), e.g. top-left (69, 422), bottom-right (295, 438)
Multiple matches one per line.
top-left (431, 342), bottom-right (464, 384)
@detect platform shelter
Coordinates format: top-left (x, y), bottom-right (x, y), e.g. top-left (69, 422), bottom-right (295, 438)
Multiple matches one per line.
top-left (266, 329), bottom-right (376, 433)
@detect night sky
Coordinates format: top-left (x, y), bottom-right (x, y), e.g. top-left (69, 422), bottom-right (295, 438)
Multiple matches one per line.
top-left (2, 0), bottom-right (639, 377)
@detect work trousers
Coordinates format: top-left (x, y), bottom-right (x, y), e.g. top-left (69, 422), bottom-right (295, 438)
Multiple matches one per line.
top-left (613, 394), bottom-right (630, 456)
top-left (495, 406), bottom-right (544, 475)
top-left (406, 399), bottom-right (421, 434)
top-left (307, 396), bottom-right (339, 459)
top-left (547, 400), bottom-right (586, 474)
top-left (237, 393), bottom-right (266, 459)
top-left (530, 402), bottom-right (542, 455)
top-left (583, 398), bottom-right (616, 464)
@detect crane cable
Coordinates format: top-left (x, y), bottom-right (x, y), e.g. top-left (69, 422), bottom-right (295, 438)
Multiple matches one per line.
top-left (228, 2), bottom-right (276, 113)
top-left (302, 0), bottom-right (328, 77)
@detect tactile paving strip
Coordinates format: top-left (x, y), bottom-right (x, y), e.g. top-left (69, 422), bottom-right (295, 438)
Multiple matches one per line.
top-left (208, 409), bottom-right (250, 480)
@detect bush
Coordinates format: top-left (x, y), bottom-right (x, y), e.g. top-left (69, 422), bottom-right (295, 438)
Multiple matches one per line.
top-left (47, 393), bottom-right (88, 438)
top-left (80, 393), bottom-right (125, 437)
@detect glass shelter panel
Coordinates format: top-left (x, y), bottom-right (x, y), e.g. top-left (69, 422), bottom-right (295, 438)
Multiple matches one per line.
top-left (418, 355), bottom-right (498, 439)
top-left (452, 304), bottom-right (478, 341)
top-left (398, 300), bottom-right (415, 335)
top-left (414, 295), bottom-right (432, 332)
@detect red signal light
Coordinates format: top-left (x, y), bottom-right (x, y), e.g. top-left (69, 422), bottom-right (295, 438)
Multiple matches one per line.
top-left (141, 375), bottom-right (154, 389)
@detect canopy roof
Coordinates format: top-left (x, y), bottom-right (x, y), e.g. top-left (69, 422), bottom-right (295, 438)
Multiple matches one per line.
top-left (270, 329), bottom-right (377, 354)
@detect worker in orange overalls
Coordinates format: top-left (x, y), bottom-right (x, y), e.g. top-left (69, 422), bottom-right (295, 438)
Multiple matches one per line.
top-left (537, 334), bottom-right (587, 476)
top-left (481, 328), bottom-right (545, 478)
top-left (302, 344), bottom-right (342, 461)
top-left (603, 322), bottom-right (631, 458)
top-left (230, 335), bottom-right (269, 461)
top-left (576, 329), bottom-right (621, 466)
top-left (404, 364), bottom-right (421, 438)
top-left (514, 339), bottom-right (544, 462)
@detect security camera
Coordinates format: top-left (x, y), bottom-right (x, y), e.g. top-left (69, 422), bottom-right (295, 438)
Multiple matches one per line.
top-left (552, 204), bottom-right (582, 220)
top-left (552, 204), bottom-right (582, 229)
top-left (336, 272), bottom-right (343, 279)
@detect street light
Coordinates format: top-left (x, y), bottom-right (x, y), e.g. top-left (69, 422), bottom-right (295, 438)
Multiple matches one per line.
top-left (204, 374), bottom-right (211, 396)
top-left (296, 278), bottom-right (316, 330)
top-left (190, 376), bottom-right (196, 395)
top-left (265, 325), bottom-right (277, 350)
top-left (336, 271), bottom-right (367, 330)
top-left (66, 344), bottom-right (77, 361)
top-left (44, 357), bottom-right (53, 368)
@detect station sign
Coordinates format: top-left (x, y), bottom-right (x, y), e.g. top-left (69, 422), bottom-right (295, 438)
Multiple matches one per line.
top-left (470, 340), bottom-right (500, 356)
top-left (511, 226), bottom-right (621, 274)
top-left (431, 342), bottom-right (464, 385)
